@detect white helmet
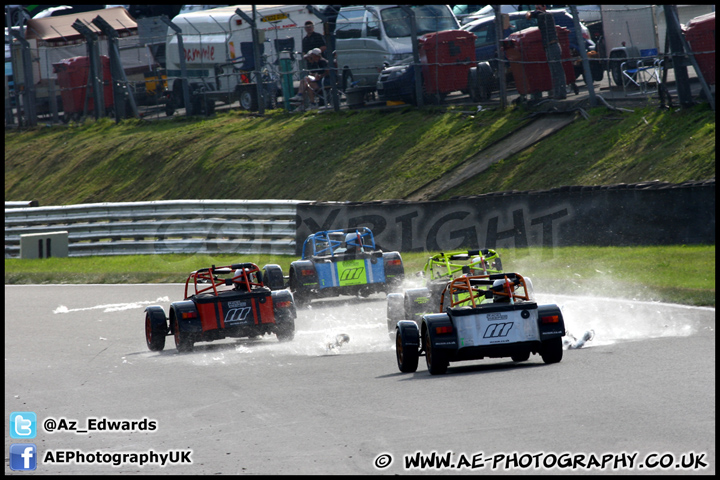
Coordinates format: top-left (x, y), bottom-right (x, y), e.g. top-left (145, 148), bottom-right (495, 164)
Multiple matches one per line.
top-left (470, 255), bottom-right (486, 273)
top-left (233, 269), bottom-right (248, 289)
top-left (492, 278), bottom-right (511, 302)
top-left (345, 232), bottom-right (361, 249)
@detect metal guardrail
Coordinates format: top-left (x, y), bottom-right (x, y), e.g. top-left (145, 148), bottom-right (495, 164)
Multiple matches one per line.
top-left (4, 200), bottom-right (302, 257)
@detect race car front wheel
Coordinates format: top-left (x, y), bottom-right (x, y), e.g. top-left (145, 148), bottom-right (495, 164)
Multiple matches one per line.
top-left (145, 312), bottom-right (166, 352)
top-left (424, 330), bottom-right (449, 375)
top-left (396, 328), bottom-right (419, 373)
top-left (172, 317), bottom-right (194, 353)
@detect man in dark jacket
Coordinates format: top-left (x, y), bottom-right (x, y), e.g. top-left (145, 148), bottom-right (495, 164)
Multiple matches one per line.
top-left (301, 20), bottom-right (326, 55)
top-left (527, 4), bottom-right (567, 99)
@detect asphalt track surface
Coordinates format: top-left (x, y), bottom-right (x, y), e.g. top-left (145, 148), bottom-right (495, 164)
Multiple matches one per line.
top-left (5, 284), bottom-right (715, 474)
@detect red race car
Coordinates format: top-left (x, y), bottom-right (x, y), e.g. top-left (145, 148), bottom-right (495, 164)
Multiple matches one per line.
top-left (144, 263), bottom-right (295, 352)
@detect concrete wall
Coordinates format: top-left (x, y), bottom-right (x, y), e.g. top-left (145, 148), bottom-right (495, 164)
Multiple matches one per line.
top-left (20, 231), bottom-right (69, 259)
top-left (295, 180), bottom-right (715, 254)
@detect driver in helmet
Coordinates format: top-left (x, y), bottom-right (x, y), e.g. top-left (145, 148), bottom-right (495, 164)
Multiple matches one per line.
top-left (344, 232), bottom-right (362, 254)
top-left (233, 268), bottom-right (249, 291)
top-left (492, 278), bottom-right (512, 303)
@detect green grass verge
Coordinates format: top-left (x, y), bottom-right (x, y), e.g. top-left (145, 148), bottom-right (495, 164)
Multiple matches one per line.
top-left (5, 104), bottom-right (714, 205)
top-left (5, 245), bottom-right (714, 307)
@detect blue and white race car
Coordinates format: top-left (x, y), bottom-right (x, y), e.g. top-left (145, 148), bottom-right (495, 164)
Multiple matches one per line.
top-left (288, 227), bottom-right (404, 306)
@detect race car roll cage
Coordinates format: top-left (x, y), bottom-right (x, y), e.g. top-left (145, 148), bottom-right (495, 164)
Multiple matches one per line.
top-left (423, 249), bottom-right (502, 281)
top-left (439, 273), bottom-right (532, 310)
top-left (301, 227), bottom-right (377, 259)
top-left (184, 263), bottom-right (265, 299)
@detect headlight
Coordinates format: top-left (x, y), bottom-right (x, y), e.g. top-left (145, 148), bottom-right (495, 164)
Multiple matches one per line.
top-left (389, 66), bottom-right (408, 79)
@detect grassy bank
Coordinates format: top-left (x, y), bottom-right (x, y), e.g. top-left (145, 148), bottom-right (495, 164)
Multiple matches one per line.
top-left (5, 103), bottom-right (715, 205)
top-left (5, 245), bottom-right (715, 307)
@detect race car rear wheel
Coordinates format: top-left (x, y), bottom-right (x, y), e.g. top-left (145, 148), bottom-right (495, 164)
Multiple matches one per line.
top-left (289, 269), bottom-right (309, 308)
top-left (275, 314), bottom-right (295, 342)
top-left (172, 317), bottom-right (194, 353)
top-left (145, 312), bottom-right (166, 352)
top-left (262, 264), bottom-right (285, 290)
top-left (424, 329), bottom-right (449, 375)
top-left (540, 337), bottom-right (563, 364)
top-left (396, 328), bottom-right (419, 373)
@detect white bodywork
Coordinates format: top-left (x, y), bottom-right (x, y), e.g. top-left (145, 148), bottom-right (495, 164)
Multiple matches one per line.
top-left (454, 307), bottom-right (540, 348)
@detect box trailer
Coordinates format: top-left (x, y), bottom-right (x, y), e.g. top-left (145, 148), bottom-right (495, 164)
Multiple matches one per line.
top-left (164, 5), bottom-right (322, 114)
top-left (601, 5), bottom-right (714, 85)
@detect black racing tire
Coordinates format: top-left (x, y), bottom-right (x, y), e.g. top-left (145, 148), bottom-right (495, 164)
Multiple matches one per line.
top-left (289, 269), bottom-right (309, 308)
top-left (275, 316), bottom-right (295, 342)
top-left (396, 328), bottom-right (419, 373)
top-left (172, 316), bottom-right (193, 353)
top-left (262, 264), bottom-right (285, 290)
top-left (424, 329), bottom-right (448, 375)
top-left (511, 350), bottom-right (531, 362)
top-left (540, 337), bottom-right (563, 364)
top-left (145, 312), bottom-right (166, 352)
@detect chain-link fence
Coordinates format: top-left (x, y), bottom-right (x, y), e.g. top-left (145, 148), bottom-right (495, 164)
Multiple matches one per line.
top-left (4, 5), bottom-right (714, 127)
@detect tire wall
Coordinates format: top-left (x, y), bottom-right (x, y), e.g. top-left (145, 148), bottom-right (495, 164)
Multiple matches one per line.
top-left (295, 181), bottom-right (715, 255)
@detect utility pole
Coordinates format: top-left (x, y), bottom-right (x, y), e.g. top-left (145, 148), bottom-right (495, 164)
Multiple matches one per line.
top-left (492, 5), bottom-right (506, 109)
top-left (664, 6), bottom-right (714, 111)
top-left (160, 15), bottom-right (193, 116)
top-left (70, 19), bottom-right (104, 119)
top-left (569, 5), bottom-right (596, 107)
top-left (235, 7), bottom-right (265, 115)
top-left (400, 6), bottom-right (423, 107)
top-left (92, 15), bottom-right (140, 120)
top-left (662, 5), bottom-right (693, 108)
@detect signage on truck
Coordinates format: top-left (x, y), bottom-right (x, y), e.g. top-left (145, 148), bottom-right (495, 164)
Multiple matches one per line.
top-left (261, 13), bottom-right (289, 22)
top-left (185, 45), bottom-right (215, 62)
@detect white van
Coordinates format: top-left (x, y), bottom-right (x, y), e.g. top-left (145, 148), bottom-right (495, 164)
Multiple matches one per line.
top-left (334, 5), bottom-right (459, 90)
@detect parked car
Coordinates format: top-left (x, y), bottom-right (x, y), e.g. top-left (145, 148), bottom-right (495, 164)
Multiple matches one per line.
top-left (460, 4), bottom-right (534, 25)
top-left (144, 262), bottom-right (295, 352)
top-left (395, 272), bottom-right (566, 375)
top-left (461, 9), bottom-right (603, 83)
top-left (334, 4), bottom-right (459, 91)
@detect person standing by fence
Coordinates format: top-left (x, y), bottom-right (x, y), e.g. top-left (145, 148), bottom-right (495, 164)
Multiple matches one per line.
top-left (527, 4), bottom-right (567, 99)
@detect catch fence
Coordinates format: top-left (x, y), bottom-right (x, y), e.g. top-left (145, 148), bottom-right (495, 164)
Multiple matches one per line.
top-left (4, 5), bottom-right (714, 126)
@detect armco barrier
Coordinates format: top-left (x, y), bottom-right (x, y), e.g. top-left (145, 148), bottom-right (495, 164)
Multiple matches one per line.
top-left (5, 182), bottom-right (715, 259)
top-left (5, 200), bottom-right (301, 258)
top-left (295, 181), bottom-right (716, 254)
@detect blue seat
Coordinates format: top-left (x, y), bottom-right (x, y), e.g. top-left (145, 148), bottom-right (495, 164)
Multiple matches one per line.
top-left (621, 48), bottom-right (661, 95)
